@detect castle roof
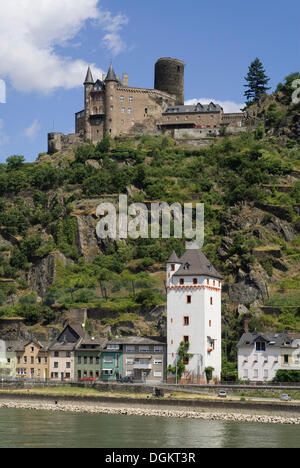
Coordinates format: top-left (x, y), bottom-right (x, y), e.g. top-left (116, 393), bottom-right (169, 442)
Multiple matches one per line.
top-left (105, 64), bottom-right (118, 82)
top-left (173, 249), bottom-right (223, 279)
top-left (163, 102), bottom-right (223, 114)
top-left (167, 251), bottom-right (182, 263)
top-left (84, 66), bottom-right (94, 85)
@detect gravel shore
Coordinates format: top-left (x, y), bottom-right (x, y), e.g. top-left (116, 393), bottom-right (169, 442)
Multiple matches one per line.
top-left (0, 398), bottom-right (300, 425)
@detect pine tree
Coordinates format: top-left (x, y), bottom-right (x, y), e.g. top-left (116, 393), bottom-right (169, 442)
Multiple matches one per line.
top-left (244, 58), bottom-right (271, 104)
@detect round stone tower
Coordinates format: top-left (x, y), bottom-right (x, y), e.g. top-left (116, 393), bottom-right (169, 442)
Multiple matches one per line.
top-left (154, 57), bottom-right (185, 106)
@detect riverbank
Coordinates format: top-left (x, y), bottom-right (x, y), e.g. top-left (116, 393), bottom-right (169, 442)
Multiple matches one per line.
top-left (0, 393), bottom-right (300, 425)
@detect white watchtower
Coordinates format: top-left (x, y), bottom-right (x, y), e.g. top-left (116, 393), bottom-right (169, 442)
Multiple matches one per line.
top-left (166, 249), bottom-right (222, 383)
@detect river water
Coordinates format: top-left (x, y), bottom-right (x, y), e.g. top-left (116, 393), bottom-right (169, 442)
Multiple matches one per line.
top-left (0, 408), bottom-right (299, 448)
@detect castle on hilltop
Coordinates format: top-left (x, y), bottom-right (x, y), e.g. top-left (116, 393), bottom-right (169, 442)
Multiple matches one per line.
top-left (48, 57), bottom-right (245, 154)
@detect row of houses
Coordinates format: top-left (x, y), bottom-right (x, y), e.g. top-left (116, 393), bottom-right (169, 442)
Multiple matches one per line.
top-left (1, 247), bottom-right (298, 385)
top-left (0, 323), bottom-right (167, 383)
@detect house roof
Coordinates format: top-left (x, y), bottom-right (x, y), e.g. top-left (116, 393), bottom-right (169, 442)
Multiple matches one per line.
top-left (237, 331), bottom-right (300, 348)
top-left (163, 102), bottom-right (223, 115)
top-left (172, 249), bottom-right (222, 280)
top-left (7, 340), bottom-right (50, 352)
top-left (108, 336), bottom-right (167, 346)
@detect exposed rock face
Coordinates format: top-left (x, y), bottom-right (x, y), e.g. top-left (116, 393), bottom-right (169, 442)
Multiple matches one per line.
top-left (28, 252), bottom-right (73, 298)
top-left (74, 214), bottom-right (100, 262)
top-left (224, 266), bottom-right (269, 306)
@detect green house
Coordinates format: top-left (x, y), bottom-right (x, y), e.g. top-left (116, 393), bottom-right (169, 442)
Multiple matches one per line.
top-left (101, 342), bottom-right (123, 381)
top-left (75, 337), bottom-right (107, 381)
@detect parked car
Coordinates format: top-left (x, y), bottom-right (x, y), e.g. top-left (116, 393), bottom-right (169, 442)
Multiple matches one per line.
top-left (118, 376), bottom-right (133, 383)
top-left (79, 377), bottom-right (97, 382)
top-left (280, 394), bottom-right (292, 401)
top-left (218, 390), bottom-right (227, 398)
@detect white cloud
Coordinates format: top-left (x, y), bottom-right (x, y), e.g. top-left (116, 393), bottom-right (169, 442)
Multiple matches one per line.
top-left (0, 0), bottom-right (128, 94)
top-left (185, 98), bottom-right (244, 113)
top-left (24, 119), bottom-right (40, 141)
top-left (99, 11), bottom-right (129, 56)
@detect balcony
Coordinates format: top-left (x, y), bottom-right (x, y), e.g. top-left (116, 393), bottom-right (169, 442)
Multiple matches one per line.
top-left (133, 363), bottom-right (152, 370)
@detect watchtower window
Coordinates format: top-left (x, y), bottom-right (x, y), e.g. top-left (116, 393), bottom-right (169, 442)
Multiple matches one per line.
top-left (145, 108), bottom-right (148, 114)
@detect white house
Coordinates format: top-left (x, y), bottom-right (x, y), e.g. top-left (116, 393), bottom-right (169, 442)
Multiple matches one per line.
top-left (166, 249), bottom-right (222, 383)
top-left (238, 331), bottom-right (300, 382)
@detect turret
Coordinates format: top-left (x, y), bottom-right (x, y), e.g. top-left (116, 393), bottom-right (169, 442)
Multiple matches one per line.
top-left (84, 67), bottom-right (94, 141)
top-left (166, 251), bottom-right (182, 285)
top-left (104, 64), bottom-right (118, 136)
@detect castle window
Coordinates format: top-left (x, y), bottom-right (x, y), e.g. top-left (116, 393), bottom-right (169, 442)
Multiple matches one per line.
top-left (210, 297), bottom-right (213, 305)
top-left (207, 279), bottom-right (210, 285)
top-left (121, 107), bottom-right (125, 113)
top-left (121, 120), bottom-right (124, 125)
top-left (145, 108), bottom-right (148, 114)
top-left (186, 295), bottom-right (191, 304)
top-left (183, 336), bottom-right (189, 343)
top-left (110, 84), bottom-right (114, 89)
top-left (171, 264), bottom-right (175, 271)
top-left (183, 317), bottom-right (189, 326)
top-left (210, 115), bottom-right (214, 119)
top-left (110, 106), bottom-right (113, 111)
top-left (180, 279), bottom-right (184, 285)
top-left (193, 278), bottom-right (197, 285)
top-left (129, 97), bottom-right (133, 102)
top-left (176, 116), bottom-right (179, 121)
top-left (185, 116), bottom-right (188, 120)
top-left (128, 108), bottom-right (132, 114)
top-left (110, 95), bottom-right (113, 100)
top-left (120, 96), bottom-right (124, 102)
top-left (209, 320), bottom-right (212, 327)
top-left (131, 120), bottom-right (135, 126)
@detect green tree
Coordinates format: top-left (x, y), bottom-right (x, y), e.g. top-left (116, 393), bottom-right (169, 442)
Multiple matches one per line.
top-left (167, 341), bottom-right (193, 381)
top-left (6, 155), bottom-right (25, 171)
top-left (244, 58), bottom-right (271, 104)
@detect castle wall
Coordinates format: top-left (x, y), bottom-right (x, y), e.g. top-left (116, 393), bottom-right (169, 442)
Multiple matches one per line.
top-left (162, 109), bottom-right (223, 128)
top-left (48, 132), bottom-right (84, 155)
top-left (104, 85), bottom-right (176, 138)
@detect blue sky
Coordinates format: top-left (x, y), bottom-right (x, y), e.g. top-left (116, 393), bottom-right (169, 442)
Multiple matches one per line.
top-left (0, 0), bottom-right (299, 162)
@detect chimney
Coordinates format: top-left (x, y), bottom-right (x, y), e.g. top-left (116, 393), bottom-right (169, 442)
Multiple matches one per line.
top-left (122, 73), bottom-right (128, 86)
